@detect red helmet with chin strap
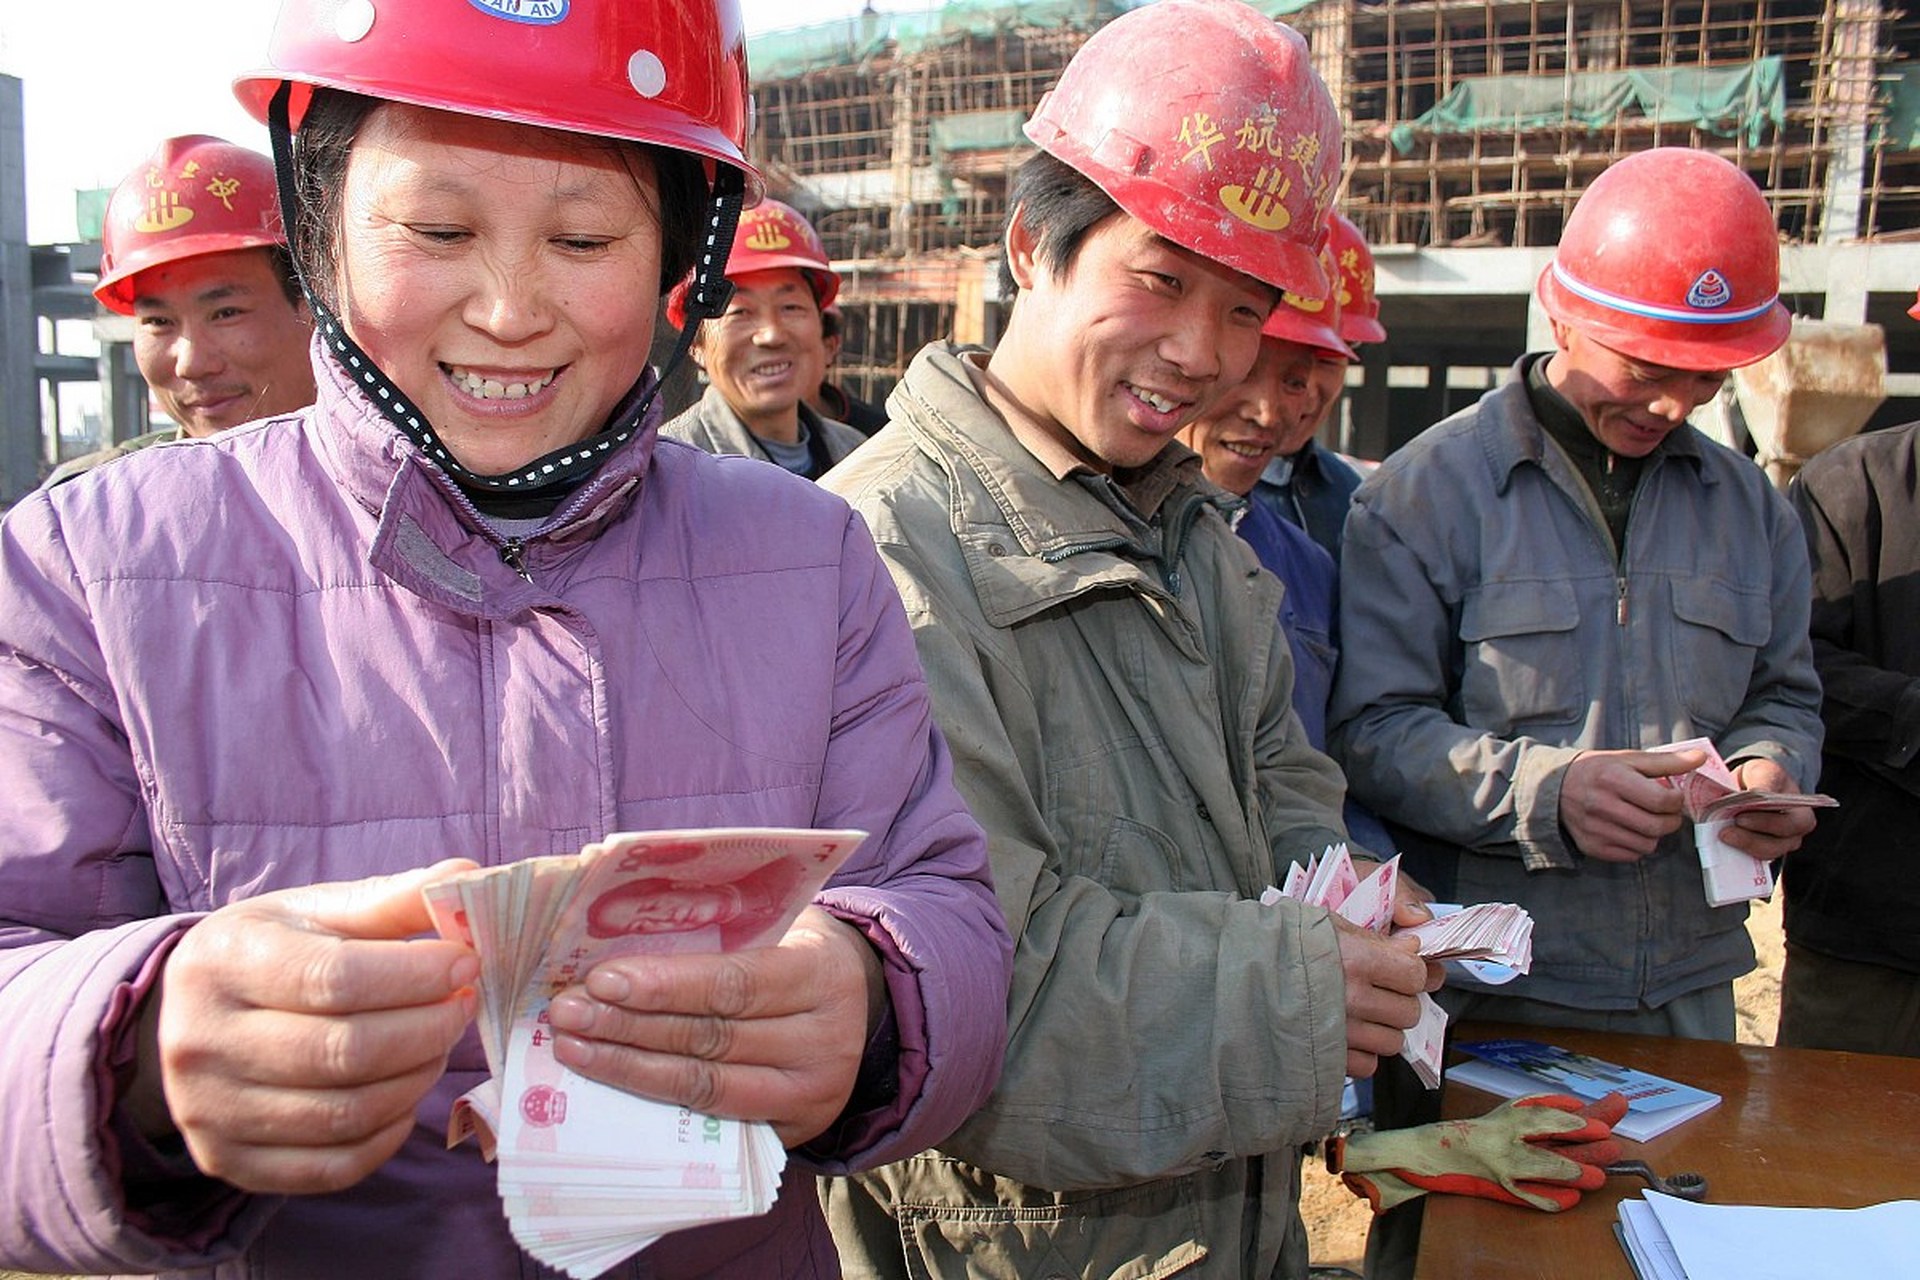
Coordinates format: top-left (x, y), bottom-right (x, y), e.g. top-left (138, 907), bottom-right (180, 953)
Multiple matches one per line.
top-left (664, 199), bottom-right (838, 330)
top-left (1537, 147), bottom-right (1788, 371)
top-left (94, 136), bottom-right (285, 316)
top-left (1328, 212), bottom-right (1387, 345)
top-left (1265, 243), bottom-right (1355, 360)
top-left (1022, 0), bottom-right (1341, 298)
top-left (234, 0), bottom-right (756, 198)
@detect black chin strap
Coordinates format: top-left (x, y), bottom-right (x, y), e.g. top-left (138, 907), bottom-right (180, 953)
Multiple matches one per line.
top-left (266, 82), bottom-right (745, 494)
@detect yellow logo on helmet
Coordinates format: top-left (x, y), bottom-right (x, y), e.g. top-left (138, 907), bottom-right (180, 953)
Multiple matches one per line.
top-left (743, 212), bottom-right (794, 253)
top-left (135, 190), bottom-right (194, 234)
top-left (1219, 167), bottom-right (1293, 232)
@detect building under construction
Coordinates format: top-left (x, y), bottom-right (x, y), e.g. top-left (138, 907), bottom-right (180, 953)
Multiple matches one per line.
top-left (746, 0), bottom-right (1920, 457)
top-left (7, 1), bottom-right (1919, 498)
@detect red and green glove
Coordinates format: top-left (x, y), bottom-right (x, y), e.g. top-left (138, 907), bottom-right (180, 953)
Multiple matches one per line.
top-left (1328, 1092), bottom-right (1628, 1213)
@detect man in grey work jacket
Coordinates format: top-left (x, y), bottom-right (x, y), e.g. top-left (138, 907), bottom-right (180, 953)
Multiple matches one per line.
top-left (819, 3), bottom-right (1440, 1277)
top-left (1332, 147), bottom-right (1823, 1047)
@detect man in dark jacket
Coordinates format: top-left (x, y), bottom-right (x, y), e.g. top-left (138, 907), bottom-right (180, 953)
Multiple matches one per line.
top-left (1781, 296), bottom-right (1920, 1057)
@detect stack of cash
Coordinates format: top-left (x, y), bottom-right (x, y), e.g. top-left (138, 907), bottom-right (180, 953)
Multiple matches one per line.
top-left (1265, 844), bottom-right (1534, 1089)
top-left (424, 827), bottom-right (865, 1277)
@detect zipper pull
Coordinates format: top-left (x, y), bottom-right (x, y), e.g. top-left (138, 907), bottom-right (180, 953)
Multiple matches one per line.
top-left (1616, 576), bottom-right (1628, 626)
top-left (501, 537), bottom-right (533, 584)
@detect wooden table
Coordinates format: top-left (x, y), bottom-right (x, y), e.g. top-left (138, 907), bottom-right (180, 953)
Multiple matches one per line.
top-left (1413, 1021), bottom-right (1920, 1278)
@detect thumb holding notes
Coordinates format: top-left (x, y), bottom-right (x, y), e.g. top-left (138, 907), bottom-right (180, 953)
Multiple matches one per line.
top-left (128, 860), bottom-right (483, 1196)
top-left (1718, 757), bottom-right (1818, 860)
top-left (547, 904), bottom-right (886, 1149)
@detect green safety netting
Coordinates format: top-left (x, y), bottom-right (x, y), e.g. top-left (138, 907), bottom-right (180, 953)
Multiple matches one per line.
top-left (1388, 56), bottom-right (1786, 155)
top-left (1881, 65), bottom-right (1920, 152)
top-left (928, 108), bottom-right (1032, 161)
top-left (1246, 0), bottom-right (1323, 16)
top-left (748, 0), bottom-right (1141, 82)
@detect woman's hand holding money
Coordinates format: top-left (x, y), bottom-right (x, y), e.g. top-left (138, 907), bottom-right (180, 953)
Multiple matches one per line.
top-left (547, 904), bottom-right (886, 1148)
top-left (127, 861), bottom-right (481, 1195)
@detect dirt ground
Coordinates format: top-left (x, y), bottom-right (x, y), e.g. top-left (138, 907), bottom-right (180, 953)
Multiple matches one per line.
top-left (1300, 894), bottom-right (1787, 1273)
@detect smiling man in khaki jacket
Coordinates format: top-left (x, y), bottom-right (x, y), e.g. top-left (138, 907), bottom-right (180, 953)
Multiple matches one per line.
top-left (820, 4), bottom-right (1438, 1277)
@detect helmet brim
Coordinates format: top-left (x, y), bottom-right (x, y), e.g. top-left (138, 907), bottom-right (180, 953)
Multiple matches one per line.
top-left (234, 73), bottom-right (764, 206)
top-left (1338, 312), bottom-right (1387, 345)
top-left (1538, 266), bottom-right (1790, 371)
top-left (94, 235), bottom-right (289, 315)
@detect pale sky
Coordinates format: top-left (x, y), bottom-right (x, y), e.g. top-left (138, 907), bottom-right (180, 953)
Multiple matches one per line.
top-left (1, 0), bottom-right (933, 244)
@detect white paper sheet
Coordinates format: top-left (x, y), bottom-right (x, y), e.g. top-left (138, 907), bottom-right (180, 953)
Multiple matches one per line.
top-left (1641, 1192), bottom-right (1920, 1280)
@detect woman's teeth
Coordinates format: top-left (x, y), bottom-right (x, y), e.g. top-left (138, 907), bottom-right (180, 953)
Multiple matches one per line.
top-left (453, 369), bottom-right (556, 400)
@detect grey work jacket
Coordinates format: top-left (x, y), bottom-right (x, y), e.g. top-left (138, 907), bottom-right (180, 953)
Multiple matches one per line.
top-left (661, 384), bottom-right (866, 479)
top-left (1330, 369), bottom-right (1823, 1010)
top-left (821, 343), bottom-right (1350, 1280)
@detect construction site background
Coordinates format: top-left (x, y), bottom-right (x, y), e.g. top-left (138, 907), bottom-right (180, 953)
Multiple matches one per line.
top-left (720, 0), bottom-right (1919, 458)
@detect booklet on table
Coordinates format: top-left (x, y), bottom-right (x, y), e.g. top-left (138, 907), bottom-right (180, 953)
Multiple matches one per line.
top-left (1446, 1038), bottom-right (1721, 1142)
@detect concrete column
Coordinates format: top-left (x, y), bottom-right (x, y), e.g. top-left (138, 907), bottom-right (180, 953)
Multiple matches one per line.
top-left (1818, 0), bottom-right (1882, 245)
top-left (1525, 290), bottom-right (1557, 356)
top-left (1, 76), bottom-right (41, 503)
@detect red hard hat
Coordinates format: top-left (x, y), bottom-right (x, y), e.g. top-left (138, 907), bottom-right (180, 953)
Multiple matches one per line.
top-left (1538, 148), bottom-right (1789, 371)
top-left (233, 0), bottom-right (757, 200)
top-left (1022, 0), bottom-right (1340, 297)
top-left (664, 199), bottom-right (838, 329)
top-left (1265, 243), bottom-right (1356, 360)
top-left (94, 136), bottom-right (284, 316)
top-left (1328, 212), bottom-right (1387, 345)
top-left (1908, 288), bottom-right (1919, 322)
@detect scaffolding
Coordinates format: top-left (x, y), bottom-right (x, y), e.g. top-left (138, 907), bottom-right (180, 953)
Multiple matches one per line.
top-left (744, 0), bottom-right (1919, 405)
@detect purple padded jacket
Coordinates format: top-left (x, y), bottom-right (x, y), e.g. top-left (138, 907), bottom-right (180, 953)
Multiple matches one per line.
top-left (0, 344), bottom-right (1011, 1279)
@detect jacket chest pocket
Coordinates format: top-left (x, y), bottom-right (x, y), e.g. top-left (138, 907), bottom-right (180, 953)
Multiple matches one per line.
top-left (1668, 578), bottom-right (1771, 737)
top-left (1457, 580), bottom-right (1585, 730)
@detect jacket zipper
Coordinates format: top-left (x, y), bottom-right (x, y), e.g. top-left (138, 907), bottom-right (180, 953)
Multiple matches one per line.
top-left (1039, 536), bottom-right (1126, 565)
top-left (500, 537), bottom-right (534, 584)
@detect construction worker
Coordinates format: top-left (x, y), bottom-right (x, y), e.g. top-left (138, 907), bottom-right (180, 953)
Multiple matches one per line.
top-left (1778, 282), bottom-right (1920, 1058)
top-left (1247, 211), bottom-right (1382, 563)
top-left (821, 2), bottom-right (1439, 1275)
top-left (0, 0), bottom-right (1012, 1274)
top-left (1332, 143), bottom-right (1824, 1276)
top-left (1177, 248), bottom-right (1394, 857)
top-left (1337, 146), bottom-right (1821, 1029)
top-left (661, 198), bottom-right (867, 479)
top-left (49, 135), bottom-right (314, 485)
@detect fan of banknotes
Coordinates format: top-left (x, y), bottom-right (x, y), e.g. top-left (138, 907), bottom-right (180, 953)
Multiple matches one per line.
top-left (423, 827), bottom-right (866, 1278)
top-left (1264, 844), bottom-right (1534, 1089)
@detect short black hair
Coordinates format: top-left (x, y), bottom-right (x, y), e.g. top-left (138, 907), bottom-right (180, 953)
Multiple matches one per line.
top-left (288, 89), bottom-right (709, 313)
top-left (998, 150), bottom-right (1120, 299)
top-left (264, 244), bottom-right (304, 310)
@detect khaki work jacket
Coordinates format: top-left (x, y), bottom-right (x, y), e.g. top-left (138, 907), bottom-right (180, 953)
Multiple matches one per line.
top-left (822, 343), bottom-right (1351, 1280)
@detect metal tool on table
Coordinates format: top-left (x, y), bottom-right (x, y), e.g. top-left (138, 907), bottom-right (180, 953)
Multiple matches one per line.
top-left (1604, 1159), bottom-right (1709, 1200)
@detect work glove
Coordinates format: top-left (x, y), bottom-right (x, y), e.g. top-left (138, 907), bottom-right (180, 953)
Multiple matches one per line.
top-left (1328, 1092), bottom-right (1627, 1213)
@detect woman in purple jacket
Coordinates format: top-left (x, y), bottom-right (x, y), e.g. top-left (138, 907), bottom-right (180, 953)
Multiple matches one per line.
top-left (0, 2), bottom-right (1010, 1277)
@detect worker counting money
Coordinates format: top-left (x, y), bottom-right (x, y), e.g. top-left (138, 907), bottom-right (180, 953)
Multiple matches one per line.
top-left (1330, 147), bottom-right (1824, 1274)
top-left (0, 1), bottom-right (1011, 1278)
top-left (821, 2), bottom-right (1439, 1276)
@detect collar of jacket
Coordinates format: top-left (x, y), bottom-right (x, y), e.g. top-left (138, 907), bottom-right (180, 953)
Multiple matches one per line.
top-left (893, 343), bottom-right (1233, 629)
top-left (1482, 355), bottom-right (1712, 497)
top-left (305, 333), bottom-right (659, 618)
top-left (693, 383), bottom-right (838, 470)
